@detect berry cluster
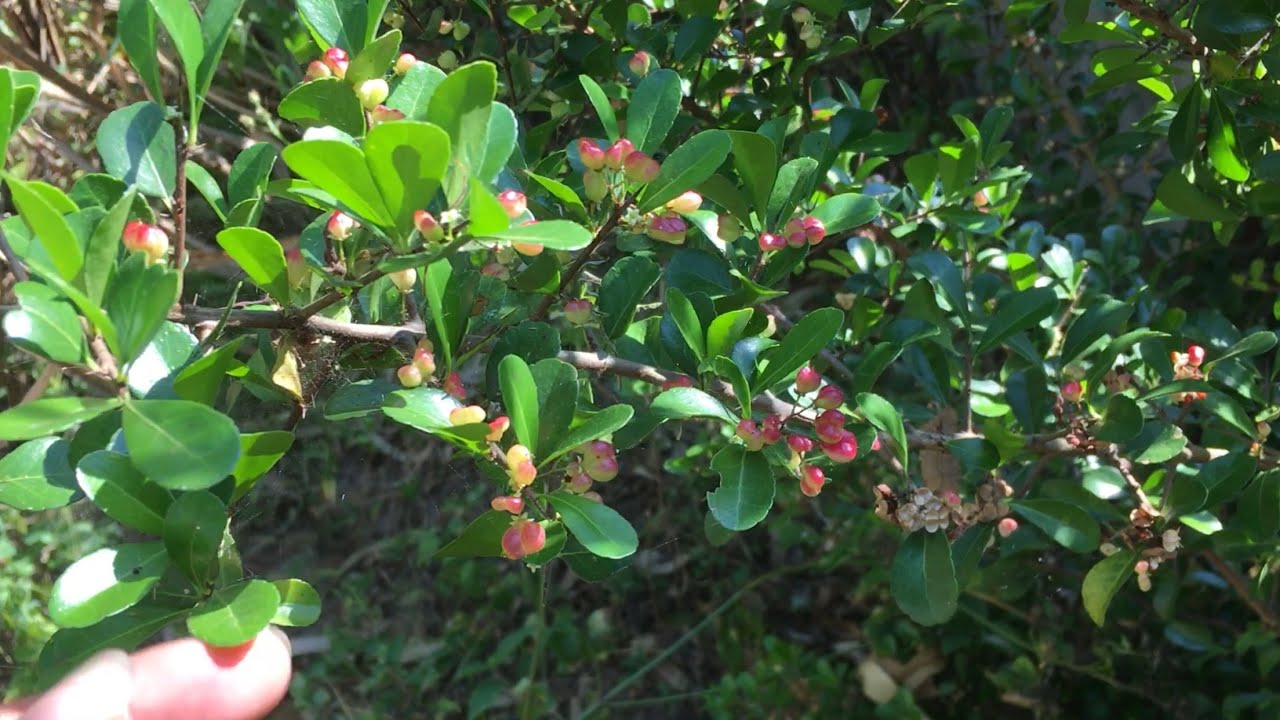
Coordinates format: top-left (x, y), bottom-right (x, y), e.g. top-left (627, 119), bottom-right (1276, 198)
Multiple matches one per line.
top-left (791, 7), bottom-right (825, 50)
top-left (1170, 343), bottom-right (1207, 403)
top-left (1100, 527), bottom-right (1181, 593)
top-left (873, 477), bottom-right (1014, 536)
top-left (395, 339), bottom-right (467, 404)
top-left (757, 215), bottom-right (826, 254)
top-left (304, 47), bottom-right (407, 123)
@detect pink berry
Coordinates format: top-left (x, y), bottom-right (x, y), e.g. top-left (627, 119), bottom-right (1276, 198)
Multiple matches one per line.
top-left (1187, 344), bottom-right (1206, 367)
top-left (997, 517), bottom-right (1018, 538)
top-left (322, 47), bottom-right (349, 78)
top-left (783, 218), bottom-right (807, 248)
top-left (582, 491), bottom-right (604, 503)
top-left (584, 454), bottom-right (618, 483)
top-left (394, 52), bottom-right (416, 75)
top-left (519, 520), bottom-right (547, 555)
top-left (795, 365), bottom-right (821, 394)
top-left (414, 210), bottom-right (444, 242)
top-left (787, 435), bottom-right (814, 453)
top-left (803, 216), bottom-right (826, 244)
top-left (566, 473), bottom-right (593, 493)
top-left (583, 440), bottom-right (615, 460)
top-left (564, 299), bottom-right (593, 326)
top-left (814, 409), bottom-right (845, 445)
top-left (761, 414), bottom-right (783, 444)
top-left (736, 419), bottom-right (765, 451)
top-left (397, 364), bottom-right (423, 388)
top-left (799, 465), bottom-right (825, 497)
top-left (509, 459), bottom-right (537, 489)
top-left (443, 372), bottom-right (465, 399)
top-left (647, 214), bottom-right (687, 245)
top-left (606, 139), bottom-right (636, 171)
top-left (497, 190), bottom-right (528, 219)
top-left (490, 495), bottom-right (524, 514)
top-left (486, 416), bottom-right (510, 442)
top-left (821, 431), bottom-right (858, 463)
top-left (628, 50), bottom-right (651, 77)
top-left (814, 384), bottom-right (844, 410)
top-left (758, 233), bottom-right (787, 253)
top-left (122, 221), bottom-right (169, 262)
top-left (370, 105), bottom-right (405, 125)
top-left (327, 211), bottom-right (357, 241)
top-left (412, 348), bottom-right (436, 377)
top-left (304, 60), bottom-right (332, 81)
top-left (1061, 380), bottom-right (1083, 403)
top-left (506, 444), bottom-right (533, 471)
top-left (623, 151), bottom-right (660, 183)
top-left (578, 139), bottom-right (606, 170)
top-left (501, 525), bottom-right (526, 559)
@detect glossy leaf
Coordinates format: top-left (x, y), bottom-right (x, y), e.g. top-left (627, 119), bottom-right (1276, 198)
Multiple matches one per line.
top-left (118, 0), bottom-right (164, 101)
top-left (476, 103), bottom-right (517, 184)
top-left (124, 320), bottom-right (196, 399)
top-left (425, 62), bottom-right (496, 197)
top-left (435, 511), bottom-right (508, 558)
top-left (755, 307), bottom-right (843, 390)
top-left (650, 387), bottom-right (737, 425)
top-left (810, 193), bottom-right (881, 235)
top-left (707, 445), bottom-right (775, 531)
top-left (271, 579), bottom-right (322, 627)
top-left (626, 69), bottom-right (681, 155)
top-left (907, 251), bottom-right (967, 317)
top-left (122, 400), bottom-right (242, 490)
top-left (215, 227), bottom-right (290, 304)
top-left (186, 579), bottom-right (281, 647)
top-left (4, 282), bottom-right (84, 363)
top-left (172, 338), bottom-right (246, 406)
top-left (1169, 84), bottom-right (1203, 165)
top-left (598, 256), bottom-right (660, 338)
top-left (765, 157), bottom-right (819, 229)
top-left (1061, 298), bottom-right (1133, 365)
top-left (345, 29), bottom-right (401, 85)
top-left (548, 491), bottom-right (638, 559)
top-left (579, 75), bottom-right (619, 141)
top-left (1095, 395), bottom-right (1143, 443)
top-left (281, 139), bottom-right (391, 226)
top-left (977, 287), bottom-right (1057, 353)
top-left (1082, 549), bottom-right (1139, 627)
top-left (858, 392), bottom-right (909, 469)
top-left (296, 0), bottom-right (389, 51)
top-left (37, 604), bottom-right (184, 688)
top-left (1154, 171), bottom-right (1235, 223)
top-left (230, 431), bottom-right (294, 503)
top-left (163, 491), bottom-right (227, 586)
top-left (1207, 92), bottom-right (1249, 182)
top-left (665, 288), bottom-right (706, 362)
top-left (108, 254), bottom-right (180, 365)
top-left (726, 131), bottom-right (777, 219)
top-left (364, 121), bottom-right (450, 240)
top-left (76, 450), bottom-right (173, 535)
top-left (278, 78), bottom-right (364, 137)
top-left (1128, 422), bottom-right (1187, 465)
top-left (6, 176), bottom-right (81, 280)
top-left (1239, 471), bottom-right (1280, 541)
top-left (1206, 331), bottom-right (1277, 372)
top-left (49, 542), bottom-right (169, 628)
top-left (890, 531), bottom-right (958, 626)
top-left (1008, 499), bottom-right (1100, 552)
top-left (0, 437), bottom-right (79, 510)
top-left (387, 61), bottom-right (446, 120)
top-left (544, 405), bottom-right (634, 465)
top-left (83, 187), bottom-right (138, 305)
top-left (474, 219), bottom-right (593, 250)
top-left (530, 359), bottom-right (579, 457)
top-left (193, 0), bottom-right (248, 125)
top-left (148, 0), bottom-right (204, 108)
top-left (499, 355), bottom-right (540, 454)
top-left (96, 101), bottom-right (175, 198)
top-left (0, 397), bottom-right (122, 441)
top-left (638, 130), bottom-right (731, 213)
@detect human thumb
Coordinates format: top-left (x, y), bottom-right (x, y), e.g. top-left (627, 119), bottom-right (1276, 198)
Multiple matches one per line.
top-left (20, 649), bottom-right (133, 720)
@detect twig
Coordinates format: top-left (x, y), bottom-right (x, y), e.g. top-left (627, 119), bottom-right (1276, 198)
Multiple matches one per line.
top-left (20, 364), bottom-right (60, 404)
top-left (0, 226), bottom-right (29, 282)
top-left (1203, 550), bottom-right (1280, 635)
top-left (1113, 0), bottom-right (1206, 57)
top-left (1104, 444), bottom-right (1157, 516)
top-left (529, 203), bottom-right (628, 322)
top-left (173, 132), bottom-right (190, 288)
top-left (0, 34), bottom-right (114, 115)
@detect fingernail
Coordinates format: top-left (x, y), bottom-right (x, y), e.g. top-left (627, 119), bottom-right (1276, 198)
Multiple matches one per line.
top-left (268, 626), bottom-right (293, 658)
top-left (22, 649), bottom-right (133, 720)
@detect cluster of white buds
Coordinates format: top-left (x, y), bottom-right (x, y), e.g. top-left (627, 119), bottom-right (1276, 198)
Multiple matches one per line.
top-left (792, 7), bottom-right (823, 49)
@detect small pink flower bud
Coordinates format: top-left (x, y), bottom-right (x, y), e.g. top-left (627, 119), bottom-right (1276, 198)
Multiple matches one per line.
top-left (665, 191), bottom-right (702, 215)
top-left (1187, 344), bottom-right (1206, 367)
top-left (355, 78), bottom-right (389, 111)
top-left (564, 299), bottom-right (593, 325)
top-left (814, 384), bottom-right (844, 410)
top-left (305, 60), bottom-right (332, 81)
top-left (443, 372), bottom-right (465, 400)
top-left (497, 190), bottom-right (528, 219)
top-left (397, 364), bottom-right (423, 388)
top-left (414, 210), bottom-right (444, 242)
top-left (412, 348), bottom-right (436, 377)
top-left (578, 138), bottom-right (606, 170)
top-left (661, 375), bottom-right (694, 391)
top-left (623, 151), bottom-right (660, 183)
top-left (795, 365), bottom-right (821, 394)
top-left (322, 47), bottom-right (349, 78)
top-left (394, 53), bottom-right (416, 75)
top-left (997, 517), bottom-right (1018, 538)
top-left (486, 416), bottom-right (510, 442)
top-left (490, 495), bottom-right (524, 514)
top-left (370, 105), bottom-right (405, 125)
top-left (583, 169), bottom-right (608, 202)
top-left (821, 431), bottom-right (858, 463)
top-left (647, 214), bottom-right (687, 245)
top-left (717, 214), bottom-right (742, 243)
top-left (758, 233), bottom-right (786, 253)
top-left (803, 216), bottom-right (826, 244)
top-left (449, 405), bottom-right (486, 426)
top-left (327, 211), bottom-right (357, 241)
top-left (389, 268), bottom-right (416, 293)
top-left (1061, 380), bottom-right (1083, 403)
top-left (605, 139), bottom-right (636, 171)
top-left (628, 50), bottom-right (651, 77)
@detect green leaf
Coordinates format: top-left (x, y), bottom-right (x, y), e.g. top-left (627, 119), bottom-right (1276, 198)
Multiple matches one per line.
top-left (4, 282), bottom-right (85, 363)
top-left (726, 131), bottom-right (777, 221)
top-left (278, 78), bottom-right (365, 137)
top-left (0, 437), bottom-right (79, 510)
top-left (1084, 329), bottom-right (1169, 389)
top-left (1207, 91), bottom-right (1249, 182)
top-left (499, 355), bottom-right (540, 454)
top-left (194, 0), bottom-right (247, 128)
top-left (530, 359), bottom-right (579, 457)
top-left (117, 0), bottom-right (164, 101)
top-left (977, 287), bottom-right (1057, 353)
top-left (1239, 470), bottom-right (1280, 541)
top-left (108, 254), bottom-right (180, 365)
top-left (37, 605), bottom-right (183, 689)
top-left (811, 193), bottom-right (881, 235)
top-left (122, 400), bottom-right (242, 490)
top-left (579, 75), bottom-right (619, 141)
top-left (755, 307), bottom-right (843, 390)
top-left (271, 579), bottom-right (321, 627)
top-left (163, 490), bottom-right (227, 586)
top-left (148, 0), bottom-right (204, 109)
top-left (666, 288), bottom-right (706, 362)
top-left (951, 524), bottom-right (993, 590)
top-left (548, 492), bottom-right (638, 559)
top-left (422, 257), bottom-right (477, 368)
top-left (215, 227), bottom-right (290, 304)
top-left (387, 61), bottom-right (446, 120)
top-left (1154, 171), bottom-right (1236, 223)
top-left (1128, 422), bottom-right (1187, 464)
top-left (626, 69), bottom-right (681, 155)
top-left (365, 121), bottom-right (451, 240)
top-left (1169, 84), bottom-right (1203, 165)
top-left (172, 337), bottom-right (246, 406)
top-left (475, 219), bottom-right (593, 250)
top-left (1202, 454), bottom-right (1257, 508)
top-left (0, 397), bottom-right (122, 441)
top-left (435, 511), bottom-right (509, 558)
top-left (477, 103), bottom-right (517, 184)
top-left (49, 542), bottom-right (170, 628)
top-left (1008, 499), bottom-right (1100, 553)
top-left (485, 323), bottom-right (561, 392)
top-left (281, 139), bottom-right (391, 226)
top-left (1095, 395), bottom-right (1144, 442)
top-left (637, 130), bottom-right (732, 213)
top-left (650, 387), bottom-right (737, 424)
top-left (1061, 298), bottom-right (1133, 365)
top-left (426, 62), bottom-right (497, 197)
top-left (1206, 331), bottom-right (1277, 372)
top-left (230, 431), bottom-right (293, 503)
top-left (706, 309), bottom-right (754, 360)
top-left (5, 176), bottom-right (82, 280)
top-left (858, 392), bottom-right (908, 469)
top-left (706, 445), bottom-right (775, 531)
top-left (96, 101), bottom-right (176, 199)
top-left (598, 256), bottom-right (660, 338)
top-left (1082, 549), bottom-right (1139, 627)
top-left (76, 450), bottom-right (173, 535)
top-left (187, 579), bottom-right (281, 647)
top-left (544, 405), bottom-right (634, 465)
top-left (907, 251), bottom-right (967, 317)
top-left (83, 188), bottom-right (138, 305)
top-left (185, 159), bottom-right (227, 220)
top-left (296, 0), bottom-right (388, 51)
top-left (381, 388), bottom-right (490, 451)
top-left (345, 29), bottom-right (401, 86)
top-left (890, 531), bottom-right (959, 626)
top-left (765, 158), bottom-right (820, 229)
top-left (467, 179), bottom-right (509, 236)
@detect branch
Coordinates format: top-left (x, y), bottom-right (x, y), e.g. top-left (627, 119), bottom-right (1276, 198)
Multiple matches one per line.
top-left (1113, 0), bottom-right (1206, 57)
top-left (529, 203), bottom-right (628, 322)
top-left (1203, 550), bottom-right (1280, 635)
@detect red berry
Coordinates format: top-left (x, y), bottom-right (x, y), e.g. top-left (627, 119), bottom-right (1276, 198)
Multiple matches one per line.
top-left (506, 444), bottom-right (533, 471)
top-left (814, 384), bottom-right (844, 410)
top-left (802, 216), bottom-right (826, 244)
top-left (605, 139), bottom-right (636, 170)
top-left (501, 525), bottom-right (526, 559)
top-left (519, 520), bottom-right (547, 555)
top-left (321, 47), bottom-right (349, 78)
top-left (821, 431), bottom-right (858, 463)
top-left (799, 465), bottom-right (825, 497)
top-left (370, 105), bottom-right (405, 125)
top-left (121, 221), bottom-right (169, 262)
top-left (783, 218), bottom-right (807, 248)
top-left (795, 365), bottom-right (821, 394)
top-left (758, 233), bottom-right (787, 253)
top-left (623, 151), bottom-right (660, 183)
top-left (1187, 344), bottom-right (1206, 367)
top-left (486, 416), bottom-right (510, 442)
top-left (578, 139), bottom-right (606, 170)
top-left (997, 517), bottom-right (1018, 538)
top-left (443, 372), bottom-right (465, 400)
top-left (490, 495), bottom-right (524, 514)
top-left (1060, 380), bottom-right (1083, 403)
top-left (814, 409), bottom-right (845, 444)
top-left (414, 210), bottom-right (444, 242)
top-left (787, 435), bottom-right (814, 453)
